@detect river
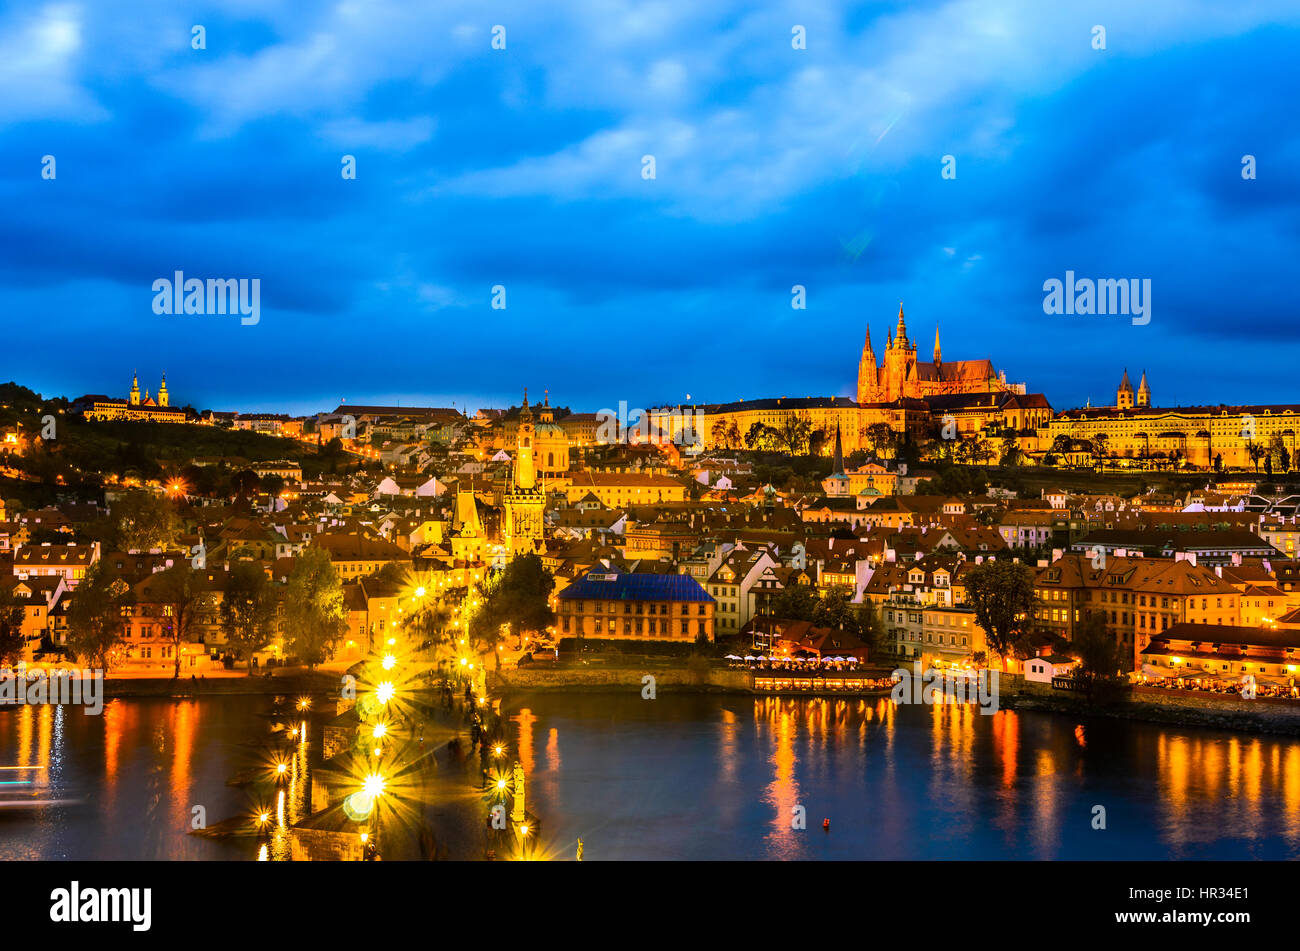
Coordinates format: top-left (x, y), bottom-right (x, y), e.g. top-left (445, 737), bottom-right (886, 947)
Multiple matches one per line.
top-left (4, 693), bottom-right (1300, 860)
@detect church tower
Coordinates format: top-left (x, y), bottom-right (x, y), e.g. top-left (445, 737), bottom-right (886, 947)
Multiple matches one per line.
top-left (821, 424), bottom-right (851, 497)
top-left (1136, 370), bottom-right (1150, 408)
top-left (933, 328), bottom-right (942, 369)
top-left (130, 372), bottom-right (140, 406)
top-left (158, 373), bottom-right (169, 408)
top-left (449, 485), bottom-right (486, 563)
top-left (856, 327), bottom-right (878, 404)
top-left (502, 391), bottom-right (545, 555)
top-left (882, 303), bottom-right (917, 402)
top-left (1117, 369), bottom-right (1135, 410)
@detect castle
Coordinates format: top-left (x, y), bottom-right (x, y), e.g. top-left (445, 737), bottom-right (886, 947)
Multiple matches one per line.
top-left (856, 304), bottom-right (1021, 404)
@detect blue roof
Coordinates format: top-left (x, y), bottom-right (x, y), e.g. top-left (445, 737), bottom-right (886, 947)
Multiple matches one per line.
top-left (559, 571), bottom-right (715, 603)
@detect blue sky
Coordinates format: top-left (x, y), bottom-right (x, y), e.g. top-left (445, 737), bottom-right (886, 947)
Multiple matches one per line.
top-left (2, 0), bottom-right (1297, 416)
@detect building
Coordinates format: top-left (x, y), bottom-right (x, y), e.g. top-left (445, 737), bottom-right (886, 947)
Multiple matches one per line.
top-left (857, 305), bottom-right (1025, 404)
top-left (556, 570), bottom-right (716, 643)
top-left (1050, 371), bottom-right (1300, 469)
top-left (311, 534), bottom-right (412, 581)
top-left (12, 542), bottom-right (100, 589)
top-left (1140, 622), bottom-right (1300, 686)
top-left (77, 372), bottom-right (186, 422)
top-left (563, 470), bottom-right (687, 507)
top-left (651, 303), bottom-right (1042, 449)
top-left (502, 393), bottom-right (546, 554)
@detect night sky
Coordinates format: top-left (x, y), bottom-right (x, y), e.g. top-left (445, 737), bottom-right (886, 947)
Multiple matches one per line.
top-left (2, 1), bottom-right (1297, 415)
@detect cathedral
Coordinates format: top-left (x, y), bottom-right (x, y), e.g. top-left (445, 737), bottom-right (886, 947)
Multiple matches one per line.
top-left (856, 304), bottom-right (1017, 404)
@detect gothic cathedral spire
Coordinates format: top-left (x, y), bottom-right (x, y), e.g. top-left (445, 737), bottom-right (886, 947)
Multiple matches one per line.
top-left (856, 326), bottom-right (878, 404)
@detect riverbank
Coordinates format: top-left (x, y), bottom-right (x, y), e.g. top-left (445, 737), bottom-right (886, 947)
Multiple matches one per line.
top-left (102, 671), bottom-right (341, 699)
top-left (494, 664), bottom-right (1300, 737)
top-left (1007, 683), bottom-right (1300, 737)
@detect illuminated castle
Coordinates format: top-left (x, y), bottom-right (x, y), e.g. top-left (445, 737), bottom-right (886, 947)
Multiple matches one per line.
top-left (856, 304), bottom-right (1021, 404)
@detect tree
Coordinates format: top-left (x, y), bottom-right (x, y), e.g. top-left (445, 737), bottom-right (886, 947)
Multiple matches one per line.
top-left (863, 423), bottom-right (896, 461)
top-left (962, 560), bottom-right (1036, 669)
top-left (776, 413), bottom-right (813, 455)
top-left (284, 546), bottom-right (348, 667)
top-left (1066, 612), bottom-right (1129, 706)
top-left (113, 489), bottom-right (180, 551)
top-left (222, 562), bottom-right (277, 671)
top-left (154, 563), bottom-right (212, 679)
top-left (1269, 433), bottom-right (1291, 475)
top-left (1090, 432), bottom-right (1109, 467)
top-left (744, 422), bottom-right (780, 452)
top-left (769, 583), bottom-right (819, 621)
top-left (1247, 441), bottom-right (1265, 473)
top-left (0, 584), bottom-right (26, 665)
top-left (999, 434), bottom-right (1023, 468)
top-left (66, 562), bottom-right (129, 669)
top-left (470, 553), bottom-right (556, 668)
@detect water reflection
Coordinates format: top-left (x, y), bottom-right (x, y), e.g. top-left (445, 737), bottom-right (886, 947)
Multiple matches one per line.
top-left (501, 693), bottom-right (1300, 860)
top-left (0, 696), bottom-right (274, 860)
top-left (6, 693), bottom-right (1300, 860)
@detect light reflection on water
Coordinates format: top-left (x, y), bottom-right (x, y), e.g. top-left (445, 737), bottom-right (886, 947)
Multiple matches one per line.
top-left (508, 693), bottom-right (1300, 860)
top-left (0, 696), bottom-right (293, 860)
top-left (6, 693), bottom-right (1300, 860)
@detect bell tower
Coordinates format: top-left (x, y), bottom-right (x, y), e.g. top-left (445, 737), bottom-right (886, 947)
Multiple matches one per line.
top-left (502, 390), bottom-right (545, 554)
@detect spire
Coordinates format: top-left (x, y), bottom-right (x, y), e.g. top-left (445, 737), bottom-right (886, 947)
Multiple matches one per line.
top-left (933, 327), bottom-right (941, 366)
top-left (857, 326), bottom-right (878, 404)
top-left (895, 302), bottom-right (907, 346)
top-left (1119, 368), bottom-right (1133, 392)
top-left (831, 423), bottom-right (845, 476)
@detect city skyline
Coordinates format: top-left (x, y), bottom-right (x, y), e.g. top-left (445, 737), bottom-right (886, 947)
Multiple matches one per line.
top-left (3, 1), bottom-right (1298, 413)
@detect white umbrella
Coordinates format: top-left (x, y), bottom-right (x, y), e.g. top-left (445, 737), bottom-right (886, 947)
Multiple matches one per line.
top-left (724, 654), bottom-right (741, 660)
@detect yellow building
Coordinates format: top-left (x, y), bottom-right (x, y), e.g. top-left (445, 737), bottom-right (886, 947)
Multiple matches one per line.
top-left (563, 470), bottom-right (686, 506)
top-left (80, 372), bottom-right (185, 422)
top-left (1050, 372), bottom-right (1300, 469)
